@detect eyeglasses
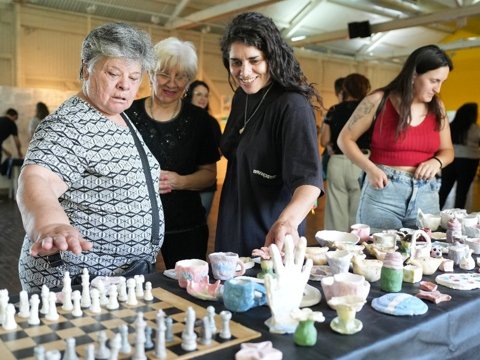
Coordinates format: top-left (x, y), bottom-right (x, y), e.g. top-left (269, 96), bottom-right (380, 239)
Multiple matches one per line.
top-left (155, 71), bottom-right (189, 86)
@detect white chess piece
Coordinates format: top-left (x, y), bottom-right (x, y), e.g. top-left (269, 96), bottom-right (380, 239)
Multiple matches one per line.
top-left (143, 281), bottom-right (153, 301)
top-left (45, 349), bottom-right (61, 360)
top-left (126, 278), bottom-right (137, 306)
top-left (133, 312), bottom-right (146, 360)
top-left (89, 288), bottom-right (102, 314)
top-left (45, 292), bottom-right (59, 321)
top-left (219, 310), bottom-right (232, 339)
top-left (207, 305), bottom-right (217, 335)
top-left (106, 285), bottom-right (119, 310)
top-left (97, 280), bottom-right (109, 306)
top-left (40, 285), bottom-right (49, 315)
top-left (165, 317), bottom-right (174, 342)
top-left (33, 345), bottom-right (45, 360)
top-left (117, 277), bottom-right (128, 302)
top-left (71, 290), bottom-right (83, 317)
top-left (18, 290), bottom-right (30, 318)
top-left (200, 315), bottom-right (212, 345)
top-left (0, 289), bottom-right (9, 326)
top-left (119, 324), bottom-right (132, 354)
top-left (181, 307), bottom-right (197, 351)
top-left (84, 343), bottom-right (95, 360)
top-left (62, 287), bottom-right (74, 312)
top-left (3, 303), bottom-right (17, 330)
top-left (62, 338), bottom-right (77, 360)
top-left (155, 310), bottom-right (166, 360)
top-left (28, 294), bottom-right (41, 325)
top-left (109, 333), bottom-right (121, 360)
top-left (95, 330), bottom-right (111, 359)
top-left (81, 268), bottom-right (91, 308)
top-left (62, 271), bottom-right (72, 294)
top-left (134, 275), bottom-right (145, 298)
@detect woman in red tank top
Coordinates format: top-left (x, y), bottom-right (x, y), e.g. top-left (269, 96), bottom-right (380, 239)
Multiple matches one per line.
top-left (337, 45), bottom-right (454, 231)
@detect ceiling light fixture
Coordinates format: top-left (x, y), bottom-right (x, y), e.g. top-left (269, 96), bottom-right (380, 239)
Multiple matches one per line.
top-left (291, 35), bottom-right (306, 42)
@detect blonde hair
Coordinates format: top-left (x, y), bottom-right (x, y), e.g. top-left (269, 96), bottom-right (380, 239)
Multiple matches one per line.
top-left (150, 37), bottom-right (197, 81)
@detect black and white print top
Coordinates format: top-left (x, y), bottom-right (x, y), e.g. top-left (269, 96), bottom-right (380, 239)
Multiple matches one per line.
top-left (18, 96), bottom-right (164, 292)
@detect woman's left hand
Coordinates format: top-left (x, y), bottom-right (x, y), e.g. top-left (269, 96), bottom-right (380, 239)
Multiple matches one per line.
top-left (414, 158), bottom-right (441, 180)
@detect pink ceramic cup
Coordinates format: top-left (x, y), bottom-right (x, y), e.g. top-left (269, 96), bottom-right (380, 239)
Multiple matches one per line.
top-left (209, 252), bottom-right (246, 280)
top-left (174, 259), bottom-right (209, 288)
top-left (350, 224), bottom-right (370, 242)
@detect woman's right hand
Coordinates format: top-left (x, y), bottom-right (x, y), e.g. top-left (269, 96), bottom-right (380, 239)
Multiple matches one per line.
top-left (30, 223), bottom-right (92, 257)
top-left (366, 166), bottom-right (389, 189)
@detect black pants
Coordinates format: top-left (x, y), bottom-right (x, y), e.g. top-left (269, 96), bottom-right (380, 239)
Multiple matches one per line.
top-left (439, 157), bottom-right (479, 209)
top-left (161, 224), bottom-right (209, 269)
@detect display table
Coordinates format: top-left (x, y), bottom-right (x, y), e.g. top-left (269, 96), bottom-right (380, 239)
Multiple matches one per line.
top-left (146, 266), bottom-right (480, 360)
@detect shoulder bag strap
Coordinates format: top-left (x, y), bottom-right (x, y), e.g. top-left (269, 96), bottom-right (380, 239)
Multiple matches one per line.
top-left (121, 112), bottom-right (160, 246)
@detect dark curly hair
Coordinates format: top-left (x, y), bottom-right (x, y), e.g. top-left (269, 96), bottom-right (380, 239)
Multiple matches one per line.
top-left (381, 44), bottom-right (453, 137)
top-left (220, 12), bottom-right (322, 109)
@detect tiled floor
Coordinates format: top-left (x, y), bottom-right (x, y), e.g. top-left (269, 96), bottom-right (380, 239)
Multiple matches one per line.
top-left (2, 175), bottom-right (479, 295)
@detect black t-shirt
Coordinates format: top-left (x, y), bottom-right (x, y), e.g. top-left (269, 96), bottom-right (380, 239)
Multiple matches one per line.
top-left (126, 99), bottom-right (220, 231)
top-left (324, 100), bottom-right (370, 154)
top-left (203, 112), bottom-right (222, 192)
top-left (0, 116), bottom-right (18, 146)
top-left (215, 83), bottom-right (323, 256)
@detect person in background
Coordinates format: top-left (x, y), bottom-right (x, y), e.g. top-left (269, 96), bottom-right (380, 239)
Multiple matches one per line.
top-left (215, 12), bottom-right (323, 256)
top-left (126, 38), bottom-right (220, 269)
top-left (28, 102), bottom-right (50, 141)
top-left (320, 77), bottom-right (344, 179)
top-left (338, 44), bottom-right (454, 231)
top-left (439, 102), bottom-right (480, 209)
top-left (17, 23), bottom-right (164, 292)
top-left (0, 108), bottom-right (23, 164)
top-left (321, 73), bottom-right (371, 231)
top-left (184, 80), bottom-right (222, 217)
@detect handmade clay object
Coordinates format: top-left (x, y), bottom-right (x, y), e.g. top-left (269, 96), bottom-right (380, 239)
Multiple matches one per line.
top-left (328, 295), bottom-right (366, 335)
top-left (417, 209), bottom-right (441, 231)
top-left (380, 252), bottom-right (404, 292)
top-left (419, 281), bottom-right (437, 292)
top-left (223, 278), bottom-right (267, 312)
top-left (403, 264), bottom-right (422, 284)
top-left (315, 230), bottom-right (360, 249)
top-left (209, 252), bottom-right (246, 281)
top-left (350, 223), bottom-right (371, 242)
top-left (175, 259), bottom-right (209, 288)
top-left (351, 255), bottom-right (383, 282)
top-left (305, 247), bottom-right (329, 265)
top-left (441, 208), bottom-right (467, 230)
top-left (371, 293), bottom-right (428, 316)
top-left (435, 273), bottom-right (480, 290)
top-left (448, 242), bottom-right (470, 265)
top-left (465, 225), bottom-right (480, 238)
top-left (235, 341), bottom-right (283, 360)
top-left (459, 248), bottom-right (475, 270)
top-left (416, 290), bottom-right (451, 304)
top-left (410, 230), bottom-right (432, 259)
top-left (439, 259), bottom-right (454, 272)
top-left (186, 276), bottom-right (222, 301)
top-left (372, 232), bottom-right (397, 252)
top-left (321, 272), bottom-right (370, 306)
top-left (465, 238), bottom-right (480, 255)
top-left (309, 265), bottom-right (332, 281)
top-left (325, 250), bottom-right (353, 275)
top-left (446, 217), bottom-right (462, 244)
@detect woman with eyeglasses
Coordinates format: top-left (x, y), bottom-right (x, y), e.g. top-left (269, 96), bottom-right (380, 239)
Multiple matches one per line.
top-left (126, 37), bottom-right (220, 269)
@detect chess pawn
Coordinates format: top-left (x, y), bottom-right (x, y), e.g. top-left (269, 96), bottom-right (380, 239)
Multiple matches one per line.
top-left (143, 281), bottom-right (153, 301)
top-left (109, 333), bottom-right (121, 360)
top-left (95, 330), bottom-right (111, 359)
top-left (45, 349), bottom-right (61, 360)
top-left (71, 290), bottom-right (83, 317)
top-left (155, 310), bottom-right (166, 360)
top-left (28, 294), bottom-right (41, 326)
top-left (219, 310), bottom-right (232, 339)
top-left (84, 343), bottom-right (95, 360)
top-left (106, 285), bottom-right (119, 310)
top-left (3, 303), bottom-right (17, 330)
top-left (134, 275), bottom-right (145, 298)
top-left (126, 278), bottom-right (137, 306)
top-left (89, 288), bottom-right (101, 314)
top-left (33, 345), bottom-right (45, 360)
top-left (63, 338), bottom-right (77, 360)
top-left (40, 285), bottom-right (49, 315)
top-left (117, 277), bottom-right (128, 302)
top-left (18, 290), bottom-right (30, 318)
top-left (165, 317), bottom-right (174, 342)
top-left (45, 292), bottom-right (59, 321)
top-left (119, 324), bottom-right (132, 354)
top-left (62, 287), bottom-right (74, 312)
top-left (200, 315), bottom-right (212, 345)
top-left (97, 280), bottom-right (109, 306)
top-left (207, 305), bottom-right (217, 335)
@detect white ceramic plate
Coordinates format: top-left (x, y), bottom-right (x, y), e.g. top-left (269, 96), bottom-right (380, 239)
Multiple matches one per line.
top-left (163, 269), bottom-right (177, 280)
top-left (239, 257), bottom-right (255, 270)
top-left (435, 273), bottom-right (480, 290)
top-left (431, 232), bottom-right (447, 241)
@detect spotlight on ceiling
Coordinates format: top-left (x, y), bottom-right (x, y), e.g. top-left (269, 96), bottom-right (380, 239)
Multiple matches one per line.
top-left (86, 4), bottom-right (96, 14)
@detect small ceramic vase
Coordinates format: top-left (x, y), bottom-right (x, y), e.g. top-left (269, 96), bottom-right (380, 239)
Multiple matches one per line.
top-left (291, 308), bottom-right (325, 347)
top-left (328, 295), bottom-right (366, 335)
top-left (448, 242), bottom-right (470, 265)
top-left (257, 259), bottom-right (274, 279)
top-left (459, 248), bottom-right (475, 270)
top-left (446, 217), bottom-right (462, 244)
top-left (380, 252), bottom-right (403, 292)
top-left (325, 250), bottom-right (353, 274)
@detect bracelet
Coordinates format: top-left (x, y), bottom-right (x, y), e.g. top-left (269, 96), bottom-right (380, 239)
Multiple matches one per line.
top-left (433, 156), bottom-right (443, 169)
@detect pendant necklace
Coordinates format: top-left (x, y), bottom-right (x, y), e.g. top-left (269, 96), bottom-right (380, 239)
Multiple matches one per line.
top-left (239, 83), bottom-right (273, 134)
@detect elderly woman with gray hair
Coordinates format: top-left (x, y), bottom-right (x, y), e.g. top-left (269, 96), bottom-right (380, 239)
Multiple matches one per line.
top-left (17, 23), bottom-right (165, 292)
top-left (126, 37), bottom-right (220, 269)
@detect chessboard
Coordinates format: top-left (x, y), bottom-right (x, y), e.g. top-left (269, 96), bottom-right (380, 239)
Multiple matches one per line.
top-left (0, 287), bottom-right (261, 359)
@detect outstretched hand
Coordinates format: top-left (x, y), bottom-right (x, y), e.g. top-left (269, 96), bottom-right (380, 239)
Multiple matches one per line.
top-left (30, 223), bottom-right (92, 257)
top-left (264, 235), bottom-right (312, 334)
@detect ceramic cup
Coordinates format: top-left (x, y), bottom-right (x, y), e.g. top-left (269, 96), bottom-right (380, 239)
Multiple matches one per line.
top-left (325, 250), bottom-right (353, 275)
top-left (174, 259), bottom-right (209, 288)
top-left (372, 232), bottom-right (397, 252)
top-left (223, 278), bottom-right (267, 312)
top-left (209, 252), bottom-right (246, 281)
top-left (350, 224), bottom-right (371, 242)
top-left (461, 215), bottom-right (479, 230)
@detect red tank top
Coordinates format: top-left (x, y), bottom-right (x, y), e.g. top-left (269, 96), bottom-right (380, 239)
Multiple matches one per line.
top-left (370, 98), bottom-right (440, 167)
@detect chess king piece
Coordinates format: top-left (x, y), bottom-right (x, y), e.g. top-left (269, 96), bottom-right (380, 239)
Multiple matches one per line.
top-left (81, 268), bottom-right (92, 308)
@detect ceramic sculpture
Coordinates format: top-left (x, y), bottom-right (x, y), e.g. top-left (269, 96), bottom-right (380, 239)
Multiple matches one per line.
top-left (380, 252), bottom-right (403, 292)
top-left (291, 308), bottom-right (325, 346)
top-left (327, 295), bottom-right (366, 335)
top-left (321, 272), bottom-right (370, 306)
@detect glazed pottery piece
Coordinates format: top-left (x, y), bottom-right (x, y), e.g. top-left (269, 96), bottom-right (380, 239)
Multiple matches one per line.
top-left (258, 259), bottom-right (274, 279)
top-left (416, 290), bottom-right (452, 304)
top-left (446, 217), bottom-right (462, 244)
top-left (435, 273), bottom-right (480, 290)
top-left (321, 272), bottom-right (370, 306)
top-left (417, 209), bottom-right (441, 231)
top-left (439, 259), bottom-right (454, 272)
top-left (409, 230), bottom-right (432, 259)
top-left (351, 255), bottom-right (382, 282)
top-left (380, 252), bottom-right (403, 292)
top-left (461, 215), bottom-right (479, 230)
top-left (291, 308), bottom-right (325, 347)
top-left (315, 230), bottom-right (360, 249)
top-left (325, 250), bottom-right (353, 274)
top-left (403, 264), bottom-right (422, 284)
top-left (371, 293), bottom-right (428, 316)
top-left (459, 248), bottom-right (475, 270)
top-left (223, 278), bottom-right (267, 312)
top-left (350, 224), bottom-right (371, 242)
top-left (235, 341), bottom-right (283, 360)
top-left (209, 252), bottom-right (246, 281)
top-left (309, 265), bottom-right (332, 281)
top-left (441, 209), bottom-right (467, 230)
top-left (186, 276), bottom-right (222, 301)
top-left (174, 259), bottom-right (209, 288)
top-left (327, 295), bottom-right (366, 335)
top-left (372, 232), bottom-right (397, 252)
top-left (448, 242), bottom-right (470, 265)
top-left (465, 237), bottom-right (480, 255)
top-left (305, 247), bottom-right (329, 265)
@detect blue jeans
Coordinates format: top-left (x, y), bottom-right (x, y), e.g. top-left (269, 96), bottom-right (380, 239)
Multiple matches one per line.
top-left (356, 165), bottom-right (441, 231)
